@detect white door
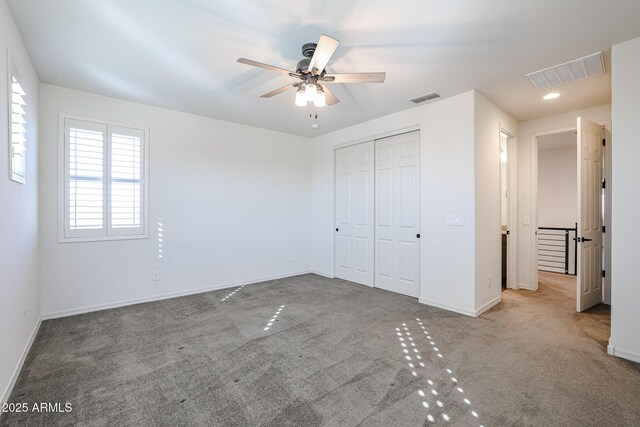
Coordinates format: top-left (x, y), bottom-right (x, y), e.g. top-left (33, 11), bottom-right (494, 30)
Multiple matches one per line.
top-left (335, 141), bottom-right (374, 286)
top-left (576, 117), bottom-right (603, 312)
top-left (375, 131), bottom-right (420, 297)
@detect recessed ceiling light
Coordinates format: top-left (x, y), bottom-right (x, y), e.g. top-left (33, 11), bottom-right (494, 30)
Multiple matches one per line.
top-left (311, 123), bottom-right (319, 129)
top-left (543, 92), bottom-right (560, 100)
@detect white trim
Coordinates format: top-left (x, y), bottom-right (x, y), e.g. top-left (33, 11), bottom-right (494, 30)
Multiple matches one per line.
top-left (419, 295), bottom-right (502, 318)
top-left (419, 298), bottom-right (477, 317)
top-left (308, 270), bottom-right (335, 279)
top-left (1, 319), bottom-right (41, 407)
top-left (602, 122), bottom-right (612, 304)
top-left (474, 295), bottom-right (502, 316)
top-left (333, 124), bottom-right (420, 149)
top-left (42, 271), bottom-right (311, 320)
top-left (57, 234), bottom-right (148, 244)
top-left (607, 342), bottom-right (640, 364)
top-left (607, 341), bottom-right (614, 356)
top-left (506, 132), bottom-right (518, 290)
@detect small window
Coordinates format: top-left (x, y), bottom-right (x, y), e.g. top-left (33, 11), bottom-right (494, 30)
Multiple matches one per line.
top-left (62, 118), bottom-right (147, 241)
top-left (9, 59), bottom-right (26, 184)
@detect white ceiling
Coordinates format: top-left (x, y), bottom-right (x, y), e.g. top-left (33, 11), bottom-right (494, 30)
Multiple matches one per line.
top-left (7, 0), bottom-right (640, 137)
top-left (538, 131), bottom-right (576, 150)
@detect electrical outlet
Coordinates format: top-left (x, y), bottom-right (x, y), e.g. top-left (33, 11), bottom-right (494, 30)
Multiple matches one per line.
top-left (23, 306), bottom-right (28, 325)
top-left (153, 271), bottom-right (160, 281)
top-left (292, 254), bottom-right (297, 262)
top-left (488, 275), bottom-right (493, 288)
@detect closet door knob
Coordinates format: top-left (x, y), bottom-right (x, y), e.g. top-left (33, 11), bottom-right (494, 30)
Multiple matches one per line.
top-left (416, 233), bottom-right (421, 239)
top-left (336, 228), bottom-right (339, 232)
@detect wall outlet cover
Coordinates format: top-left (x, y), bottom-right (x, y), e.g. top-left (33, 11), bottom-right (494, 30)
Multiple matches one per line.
top-left (446, 215), bottom-right (464, 226)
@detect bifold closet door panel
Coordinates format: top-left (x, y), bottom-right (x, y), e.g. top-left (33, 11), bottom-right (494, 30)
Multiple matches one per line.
top-left (334, 141), bottom-right (374, 286)
top-left (375, 131), bottom-right (420, 297)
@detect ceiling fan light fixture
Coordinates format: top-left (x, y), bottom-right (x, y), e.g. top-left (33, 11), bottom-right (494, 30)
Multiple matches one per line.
top-left (305, 83), bottom-right (317, 101)
top-left (314, 85), bottom-right (326, 107)
top-left (239, 34), bottom-right (385, 109)
top-left (295, 86), bottom-right (307, 107)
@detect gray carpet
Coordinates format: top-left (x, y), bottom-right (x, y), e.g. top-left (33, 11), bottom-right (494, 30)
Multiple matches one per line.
top-left (2, 273), bottom-right (639, 426)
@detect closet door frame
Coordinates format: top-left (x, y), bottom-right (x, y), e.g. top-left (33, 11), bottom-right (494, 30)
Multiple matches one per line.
top-left (333, 126), bottom-right (421, 299)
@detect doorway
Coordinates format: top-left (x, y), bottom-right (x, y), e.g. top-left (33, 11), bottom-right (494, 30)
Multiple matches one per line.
top-left (500, 130), bottom-right (517, 290)
top-left (536, 129), bottom-right (579, 303)
top-left (532, 118), bottom-right (607, 312)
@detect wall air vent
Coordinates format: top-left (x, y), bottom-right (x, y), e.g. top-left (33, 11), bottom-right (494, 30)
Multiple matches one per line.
top-left (526, 52), bottom-right (605, 91)
top-left (410, 92), bottom-right (440, 103)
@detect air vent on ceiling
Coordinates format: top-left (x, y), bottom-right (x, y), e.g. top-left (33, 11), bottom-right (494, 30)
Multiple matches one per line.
top-left (526, 52), bottom-right (605, 91)
top-left (410, 92), bottom-right (441, 103)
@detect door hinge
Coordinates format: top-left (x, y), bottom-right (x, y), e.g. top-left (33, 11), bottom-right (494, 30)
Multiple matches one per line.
top-left (602, 179), bottom-right (606, 189)
top-left (602, 270), bottom-right (606, 278)
top-left (602, 138), bottom-right (606, 146)
top-left (602, 225), bottom-right (606, 233)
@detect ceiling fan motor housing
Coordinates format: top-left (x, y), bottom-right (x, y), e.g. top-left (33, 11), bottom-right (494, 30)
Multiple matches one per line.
top-left (301, 42), bottom-right (317, 58)
top-left (297, 42), bottom-right (319, 74)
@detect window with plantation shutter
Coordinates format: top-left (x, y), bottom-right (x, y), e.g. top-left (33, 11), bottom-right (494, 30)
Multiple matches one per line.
top-left (62, 118), bottom-right (147, 241)
top-left (9, 60), bottom-right (27, 184)
top-left (109, 127), bottom-right (144, 234)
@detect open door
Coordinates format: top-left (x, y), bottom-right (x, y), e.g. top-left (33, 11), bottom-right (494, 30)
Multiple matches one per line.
top-left (576, 117), bottom-right (603, 312)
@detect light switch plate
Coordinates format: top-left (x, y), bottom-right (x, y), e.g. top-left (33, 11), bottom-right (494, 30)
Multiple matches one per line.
top-left (446, 215), bottom-right (464, 226)
top-left (524, 216), bottom-right (530, 226)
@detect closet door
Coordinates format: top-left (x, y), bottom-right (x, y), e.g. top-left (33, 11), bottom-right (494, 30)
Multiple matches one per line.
top-left (334, 141), bottom-right (374, 286)
top-left (375, 131), bottom-right (420, 297)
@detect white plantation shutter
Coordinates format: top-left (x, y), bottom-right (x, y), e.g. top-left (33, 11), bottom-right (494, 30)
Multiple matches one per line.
top-left (65, 120), bottom-right (107, 237)
top-left (109, 127), bottom-right (144, 235)
top-left (63, 119), bottom-right (146, 240)
top-left (9, 62), bottom-right (27, 184)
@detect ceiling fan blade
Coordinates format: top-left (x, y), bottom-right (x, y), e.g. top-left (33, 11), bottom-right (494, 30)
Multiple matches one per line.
top-left (322, 85), bottom-right (340, 106)
top-left (260, 83), bottom-right (298, 98)
top-left (324, 72), bottom-right (386, 83)
top-left (308, 35), bottom-right (340, 75)
top-left (237, 58), bottom-right (298, 76)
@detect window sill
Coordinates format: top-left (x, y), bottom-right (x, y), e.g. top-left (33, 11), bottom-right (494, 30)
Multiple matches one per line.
top-left (58, 234), bottom-right (148, 244)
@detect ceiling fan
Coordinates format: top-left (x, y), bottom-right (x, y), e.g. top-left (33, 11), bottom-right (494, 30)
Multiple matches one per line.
top-left (237, 35), bottom-right (386, 107)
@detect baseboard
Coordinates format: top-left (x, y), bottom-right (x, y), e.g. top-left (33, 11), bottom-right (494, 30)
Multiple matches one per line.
top-left (517, 283), bottom-right (533, 290)
top-left (607, 341), bottom-right (640, 364)
top-left (42, 270), bottom-right (311, 320)
top-left (418, 298), bottom-right (476, 317)
top-left (308, 270), bottom-right (335, 279)
top-left (474, 295), bottom-right (502, 317)
top-left (1, 319), bottom-right (41, 407)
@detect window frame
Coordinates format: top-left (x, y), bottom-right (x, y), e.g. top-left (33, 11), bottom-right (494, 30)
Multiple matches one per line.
top-left (58, 115), bottom-right (150, 243)
top-left (8, 55), bottom-right (27, 184)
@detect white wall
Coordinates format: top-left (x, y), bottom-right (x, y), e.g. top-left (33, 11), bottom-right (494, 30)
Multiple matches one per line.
top-left (309, 90), bottom-right (515, 316)
top-left (39, 84), bottom-right (310, 318)
top-left (474, 94), bottom-right (517, 312)
top-left (309, 92), bottom-right (477, 315)
top-left (0, 0), bottom-right (40, 405)
top-left (516, 104), bottom-right (611, 291)
top-left (610, 36), bottom-right (640, 363)
top-left (538, 145), bottom-right (577, 228)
